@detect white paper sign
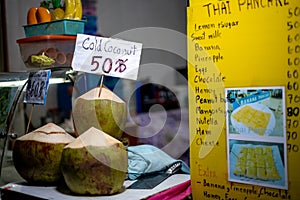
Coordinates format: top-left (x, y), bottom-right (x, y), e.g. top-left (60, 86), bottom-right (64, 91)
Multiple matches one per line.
top-left (72, 34), bottom-right (143, 80)
top-left (24, 70), bottom-right (51, 105)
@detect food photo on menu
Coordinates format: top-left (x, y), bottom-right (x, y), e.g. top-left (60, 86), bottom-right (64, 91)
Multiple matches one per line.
top-left (225, 87), bottom-right (285, 137)
top-left (227, 140), bottom-right (287, 189)
top-left (225, 86), bottom-right (288, 190)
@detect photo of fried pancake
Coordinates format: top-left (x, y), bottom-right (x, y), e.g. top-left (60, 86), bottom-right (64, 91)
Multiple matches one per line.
top-left (231, 104), bottom-right (272, 135)
top-left (233, 146), bottom-right (281, 181)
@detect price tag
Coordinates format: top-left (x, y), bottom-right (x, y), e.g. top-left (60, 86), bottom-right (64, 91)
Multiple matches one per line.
top-left (72, 34), bottom-right (143, 80)
top-left (24, 70), bottom-right (51, 105)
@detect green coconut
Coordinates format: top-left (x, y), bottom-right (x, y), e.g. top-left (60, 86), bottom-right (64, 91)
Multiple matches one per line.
top-left (72, 87), bottom-right (127, 139)
top-left (13, 123), bottom-right (75, 184)
top-left (61, 127), bottom-right (128, 195)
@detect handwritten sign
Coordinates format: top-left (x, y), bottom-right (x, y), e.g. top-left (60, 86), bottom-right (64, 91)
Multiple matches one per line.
top-left (188, 0), bottom-right (299, 199)
top-left (24, 70), bottom-right (51, 105)
top-left (72, 34), bottom-right (143, 80)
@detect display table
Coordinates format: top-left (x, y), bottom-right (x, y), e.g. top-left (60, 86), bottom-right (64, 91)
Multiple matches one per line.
top-left (1, 174), bottom-right (190, 200)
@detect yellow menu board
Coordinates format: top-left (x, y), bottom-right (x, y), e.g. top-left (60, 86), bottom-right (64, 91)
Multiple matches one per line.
top-left (187, 0), bottom-right (299, 199)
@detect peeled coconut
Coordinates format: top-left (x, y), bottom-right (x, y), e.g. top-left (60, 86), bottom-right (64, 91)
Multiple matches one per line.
top-left (13, 123), bottom-right (75, 184)
top-left (61, 127), bottom-right (128, 195)
top-left (72, 87), bottom-right (127, 139)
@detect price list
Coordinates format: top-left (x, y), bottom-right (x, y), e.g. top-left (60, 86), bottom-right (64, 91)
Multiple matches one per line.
top-left (286, 5), bottom-right (300, 155)
top-left (188, 0), bottom-right (300, 199)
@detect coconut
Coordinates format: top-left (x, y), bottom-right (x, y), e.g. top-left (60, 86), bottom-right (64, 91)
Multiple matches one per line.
top-left (72, 87), bottom-right (127, 139)
top-left (61, 127), bottom-right (128, 195)
top-left (13, 123), bottom-right (75, 184)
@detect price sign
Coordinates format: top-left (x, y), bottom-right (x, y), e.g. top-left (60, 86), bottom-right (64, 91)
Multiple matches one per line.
top-left (72, 34), bottom-right (143, 80)
top-left (24, 70), bottom-right (51, 105)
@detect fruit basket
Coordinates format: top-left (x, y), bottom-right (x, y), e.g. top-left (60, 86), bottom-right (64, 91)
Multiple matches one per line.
top-left (16, 35), bottom-right (76, 69)
top-left (23, 19), bottom-right (85, 38)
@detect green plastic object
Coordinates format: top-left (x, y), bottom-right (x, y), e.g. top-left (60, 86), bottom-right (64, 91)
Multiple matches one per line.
top-left (23, 19), bottom-right (85, 37)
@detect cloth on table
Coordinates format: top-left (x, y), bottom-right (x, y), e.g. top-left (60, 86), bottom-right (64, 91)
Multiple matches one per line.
top-left (145, 180), bottom-right (191, 200)
top-left (127, 144), bottom-right (190, 180)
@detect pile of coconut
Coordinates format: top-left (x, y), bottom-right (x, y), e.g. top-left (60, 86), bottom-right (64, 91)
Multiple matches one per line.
top-left (13, 87), bottom-right (128, 195)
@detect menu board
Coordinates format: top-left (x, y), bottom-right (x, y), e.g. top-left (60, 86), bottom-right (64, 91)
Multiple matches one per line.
top-left (187, 0), bottom-right (299, 199)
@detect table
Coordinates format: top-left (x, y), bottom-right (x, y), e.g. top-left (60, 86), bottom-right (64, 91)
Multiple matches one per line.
top-left (1, 174), bottom-right (190, 200)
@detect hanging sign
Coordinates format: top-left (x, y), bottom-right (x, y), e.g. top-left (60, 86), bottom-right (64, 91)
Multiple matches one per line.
top-left (24, 70), bottom-right (51, 105)
top-left (187, 0), bottom-right (299, 199)
top-left (72, 34), bottom-right (143, 80)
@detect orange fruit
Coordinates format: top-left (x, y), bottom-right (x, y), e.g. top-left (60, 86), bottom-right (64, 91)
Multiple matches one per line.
top-left (36, 7), bottom-right (51, 23)
top-left (27, 7), bottom-right (38, 25)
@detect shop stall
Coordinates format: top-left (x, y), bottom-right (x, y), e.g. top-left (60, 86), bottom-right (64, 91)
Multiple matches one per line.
top-left (0, 1), bottom-right (191, 199)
